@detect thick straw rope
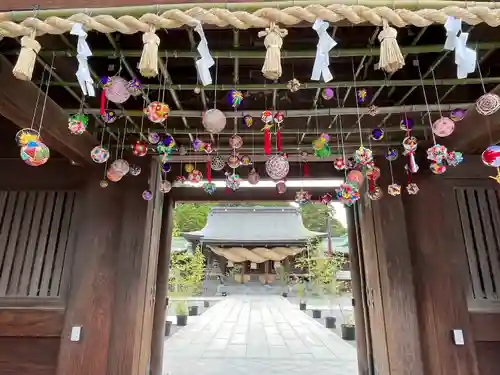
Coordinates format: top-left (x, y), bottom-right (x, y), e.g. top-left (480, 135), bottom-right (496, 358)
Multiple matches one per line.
top-left (1, 5), bottom-right (500, 37)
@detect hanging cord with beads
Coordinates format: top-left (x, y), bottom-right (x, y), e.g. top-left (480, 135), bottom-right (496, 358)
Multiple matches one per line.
top-left (416, 57), bottom-right (437, 146)
top-left (336, 88), bottom-right (348, 180)
top-left (102, 132), bottom-right (112, 181)
top-left (403, 109), bottom-right (413, 186)
top-left (36, 52), bottom-right (55, 135)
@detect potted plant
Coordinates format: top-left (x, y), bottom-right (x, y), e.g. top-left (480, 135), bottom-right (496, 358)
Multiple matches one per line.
top-left (297, 283), bottom-right (307, 310)
top-left (204, 300), bottom-right (210, 308)
top-left (165, 320), bottom-right (172, 336)
top-left (188, 305), bottom-right (199, 316)
top-left (175, 300), bottom-right (188, 326)
top-left (340, 306), bottom-right (355, 340)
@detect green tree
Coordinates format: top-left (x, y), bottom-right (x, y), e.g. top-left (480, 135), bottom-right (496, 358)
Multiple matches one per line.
top-left (172, 203), bottom-right (214, 232)
top-left (300, 203), bottom-right (346, 236)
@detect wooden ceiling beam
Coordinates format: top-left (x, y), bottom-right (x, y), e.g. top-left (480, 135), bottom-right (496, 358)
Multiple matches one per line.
top-left (0, 56), bottom-right (97, 166)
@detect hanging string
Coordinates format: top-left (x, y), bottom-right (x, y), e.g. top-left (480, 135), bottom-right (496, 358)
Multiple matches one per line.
top-left (337, 89), bottom-right (348, 179)
top-left (37, 52), bottom-right (55, 134)
top-left (476, 59), bottom-right (494, 144)
top-left (120, 117), bottom-right (128, 158)
top-left (388, 153), bottom-right (395, 184)
top-left (350, 57), bottom-right (364, 146)
top-left (416, 57), bottom-right (437, 145)
top-left (430, 68), bottom-right (444, 119)
top-left (140, 85), bottom-right (149, 136)
top-left (102, 132), bottom-right (111, 180)
top-left (30, 67), bottom-right (46, 130)
top-left (115, 129), bottom-right (121, 161)
top-left (213, 58), bottom-right (218, 109)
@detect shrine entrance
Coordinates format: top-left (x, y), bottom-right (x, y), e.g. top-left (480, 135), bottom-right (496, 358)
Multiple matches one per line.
top-left (0, 2), bottom-right (499, 375)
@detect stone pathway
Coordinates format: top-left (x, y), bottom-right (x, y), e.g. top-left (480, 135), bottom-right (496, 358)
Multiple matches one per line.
top-left (163, 296), bottom-right (358, 375)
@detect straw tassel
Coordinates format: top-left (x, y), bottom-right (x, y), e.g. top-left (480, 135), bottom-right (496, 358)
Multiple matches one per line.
top-left (376, 19), bottom-right (405, 74)
top-left (258, 23), bottom-right (288, 81)
top-left (13, 30), bottom-right (41, 81)
top-left (139, 26), bottom-right (160, 78)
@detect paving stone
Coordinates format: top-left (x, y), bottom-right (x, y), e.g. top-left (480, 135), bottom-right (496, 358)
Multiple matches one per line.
top-left (163, 296), bottom-right (358, 375)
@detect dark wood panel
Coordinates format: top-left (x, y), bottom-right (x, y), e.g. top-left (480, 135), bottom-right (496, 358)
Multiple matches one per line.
top-left (0, 308), bottom-right (64, 337)
top-left (0, 337), bottom-right (60, 375)
top-left (0, 191), bottom-right (77, 298)
top-left (470, 312), bottom-right (500, 342)
top-left (475, 342), bottom-right (500, 375)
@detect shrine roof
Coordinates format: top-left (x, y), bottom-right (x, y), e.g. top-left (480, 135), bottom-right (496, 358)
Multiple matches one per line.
top-left (182, 207), bottom-right (326, 244)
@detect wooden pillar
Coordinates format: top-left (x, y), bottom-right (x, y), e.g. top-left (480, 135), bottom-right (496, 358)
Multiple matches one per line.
top-left (346, 206), bottom-right (370, 375)
top-left (57, 159), bottom-right (162, 375)
top-left (358, 159), bottom-right (424, 375)
top-left (150, 196), bottom-right (174, 375)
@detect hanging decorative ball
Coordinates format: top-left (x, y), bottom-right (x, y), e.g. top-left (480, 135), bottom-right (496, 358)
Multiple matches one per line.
top-left (367, 186), bottom-right (383, 200)
top-left (99, 180), bottom-right (109, 188)
top-left (320, 193), bottom-right (333, 205)
top-left (203, 182), bottom-right (217, 195)
top-left (295, 190), bottom-right (312, 205)
top-left (226, 173), bottom-right (241, 191)
top-left (403, 136), bottom-right (418, 153)
top-left (20, 140), bottom-right (50, 166)
top-left (400, 118), bottom-right (414, 131)
top-left (101, 110), bottom-right (118, 124)
top-left (346, 157), bottom-right (356, 170)
top-left (107, 168), bottom-right (123, 182)
top-left (144, 102), bottom-right (170, 123)
top-left (227, 155), bottom-right (240, 169)
top-left (385, 148), bottom-right (398, 161)
top-left (312, 138), bottom-right (325, 151)
top-left (162, 163), bottom-right (171, 173)
top-left (286, 78), bottom-right (301, 92)
top-left (204, 143), bottom-right (214, 154)
top-left (192, 138), bottom-right (205, 152)
top-left (447, 151), bottom-right (464, 167)
top-left (173, 176), bottom-right (186, 187)
top-left (15, 128), bottom-right (40, 147)
top-left (430, 163), bottom-right (447, 175)
top-left (90, 146), bottom-right (110, 164)
top-left (333, 157), bottom-right (346, 171)
top-left (432, 117), bottom-right (455, 137)
top-left (127, 78), bottom-right (142, 96)
top-left (240, 155), bottom-right (252, 166)
top-left (476, 93), bottom-right (500, 116)
top-left (229, 135), bottom-right (243, 149)
top-left (387, 183), bottom-right (402, 196)
top-left (300, 151), bottom-right (308, 161)
top-left (188, 170), bottom-right (203, 184)
top-left (367, 105), bottom-right (379, 116)
top-left (426, 144), bottom-right (448, 164)
top-left (142, 190), bottom-right (153, 201)
top-left (203, 109), bottom-right (226, 134)
top-left (370, 128), bottom-right (384, 141)
top-left (228, 90), bottom-right (243, 107)
top-left (243, 115), bottom-right (253, 128)
top-left (211, 155), bottom-right (226, 171)
top-left (68, 114), bottom-right (88, 135)
top-left (159, 134), bottom-right (176, 152)
top-left (481, 145), bottom-right (500, 167)
top-left (129, 165), bottom-right (142, 176)
top-left (247, 168), bottom-right (260, 185)
top-left (111, 159), bottom-right (130, 175)
top-left (406, 183), bottom-right (419, 195)
top-left (336, 182), bottom-right (360, 206)
top-left (261, 111), bottom-right (273, 124)
top-left (354, 146), bottom-right (373, 166)
top-left (276, 180), bottom-right (287, 194)
top-left (314, 143), bottom-right (332, 158)
top-left (148, 132), bottom-right (160, 144)
top-left (160, 180), bottom-right (172, 194)
top-left (266, 155), bottom-right (290, 180)
top-left (101, 76), bottom-right (131, 104)
top-left (274, 112), bottom-right (284, 125)
top-left (366, 167), bottom-right (381, 181)
top-left (185, 164), bottom-right (194, 173)
top-left (160, 153), bottom-right (171, 165)
top-left (132, 141), bottom-right (148, 157)
top-left (194, 87), bottom-right (201, 94)
top-left (322, 88), bottom-right (334, 100)
top-left (178, 145), bottom-right (187, 156)
top-left (450, 108), bottom-right (466, 122)
top-left (356, 88), bottom-right (368, 103)
top-left (347, 170), bottom-right (364, 188)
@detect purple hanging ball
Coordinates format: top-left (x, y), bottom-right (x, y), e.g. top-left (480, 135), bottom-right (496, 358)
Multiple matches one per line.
top-left (370, 128), bottom-right (384, 141)
top-left (162, 163), bottom-right (171, 173)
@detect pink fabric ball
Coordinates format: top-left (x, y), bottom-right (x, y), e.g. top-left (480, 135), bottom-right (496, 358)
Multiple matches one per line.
top-left (105, 77), bottom-right (131, 104)
top-left (432, 117), bottom-right (455, 137)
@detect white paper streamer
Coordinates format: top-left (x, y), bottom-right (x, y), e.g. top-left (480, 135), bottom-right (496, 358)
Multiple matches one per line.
top-left (70, 24), bottom-right (95, 97)
top-left (311, 19), bottom-right (336, 83)
top-left (443, 17), bottom-right (476, 79)
top-left (194, 23), bottom-right (215, 86)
